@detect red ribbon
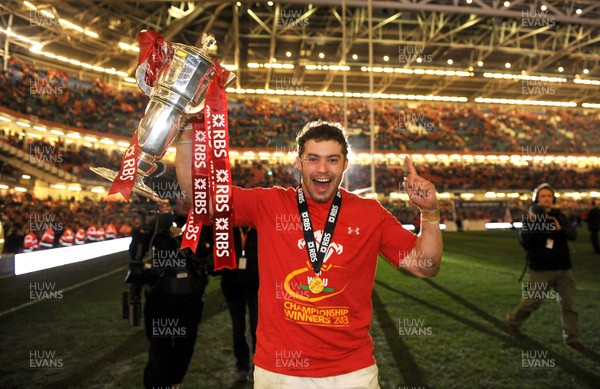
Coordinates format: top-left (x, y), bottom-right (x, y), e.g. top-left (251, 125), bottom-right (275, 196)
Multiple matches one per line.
top-left (205, 62), bottom-right (236, 270)
top-left (137, 30), bottom-right (171, 88)
top-left (108, 131), bottom-right (140, 199)
top-left (106, 30), bottom-right (170, 202)
top-left (181, 117), bottom-right (211, 252)
top-left (137, 30), bottom-right (163, 65)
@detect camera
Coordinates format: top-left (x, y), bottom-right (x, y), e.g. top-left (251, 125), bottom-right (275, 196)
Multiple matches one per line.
top-left (529, 204), bottom-right (546, 216)
top-left (125, 261), bottom-right (160, 285)
top-left (122, 209), bottom-right (165, 327)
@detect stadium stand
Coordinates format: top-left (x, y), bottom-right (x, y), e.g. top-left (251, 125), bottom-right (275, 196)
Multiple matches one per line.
top-left (2, 126), bottom-right (598, 194)
top-left (1, 58), bottom-right (599, 153)
top-left (1, 58), bottom-right (598, 251)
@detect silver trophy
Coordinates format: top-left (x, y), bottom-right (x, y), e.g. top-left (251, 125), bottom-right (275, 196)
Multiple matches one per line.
top-left (91, 35), bottom-right (236, 202)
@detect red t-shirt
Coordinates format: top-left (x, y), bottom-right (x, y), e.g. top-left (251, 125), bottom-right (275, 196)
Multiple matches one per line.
top-left (233, 186), bottom-right (417, 377)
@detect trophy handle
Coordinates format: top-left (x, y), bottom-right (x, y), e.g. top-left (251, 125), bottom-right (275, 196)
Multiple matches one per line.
top-left (185, 100), bottom-right (205, 115)
top-left (135, 63), bottom-right (153, 97)
top-left (136, 42), bottom-right (172, 97)
top-left (184, 72), bottom-right (237, 115)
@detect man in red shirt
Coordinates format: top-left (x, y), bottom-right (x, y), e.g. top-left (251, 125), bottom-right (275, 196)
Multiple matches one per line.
top-left (176, 120), bottom-right (443, 387)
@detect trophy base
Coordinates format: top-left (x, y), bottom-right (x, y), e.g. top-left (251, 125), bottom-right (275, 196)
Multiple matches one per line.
top-left (90, 167), bottom-right (163, 204)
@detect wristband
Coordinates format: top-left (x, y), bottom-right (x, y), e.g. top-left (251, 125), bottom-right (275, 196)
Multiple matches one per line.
top-left (420, 207), bottom-right (440, 225)
top-left (420, 206), bottom-right (440, 213)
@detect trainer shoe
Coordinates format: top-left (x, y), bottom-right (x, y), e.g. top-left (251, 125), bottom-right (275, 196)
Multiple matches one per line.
top-left (505, 315), bottom-right (521, 337)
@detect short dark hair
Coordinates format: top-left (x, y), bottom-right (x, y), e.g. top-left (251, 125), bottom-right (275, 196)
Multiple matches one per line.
top-left (295, 121), bottom-right (349, 157)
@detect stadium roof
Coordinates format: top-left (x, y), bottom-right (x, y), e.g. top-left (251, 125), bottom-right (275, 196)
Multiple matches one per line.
top-left (1, 0), bottom-right (599, 106)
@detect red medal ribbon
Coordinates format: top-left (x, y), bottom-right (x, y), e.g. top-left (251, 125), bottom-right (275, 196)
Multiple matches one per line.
top-left (181, 117), bottom-right (211, 252)
top-left (205, 62), bottom-right (236, 270)
top-left (108, 131), bottom-right (140, 199)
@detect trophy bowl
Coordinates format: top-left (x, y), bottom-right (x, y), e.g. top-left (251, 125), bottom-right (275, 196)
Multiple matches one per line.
top-left (91, 39), bottom-right (236, 202)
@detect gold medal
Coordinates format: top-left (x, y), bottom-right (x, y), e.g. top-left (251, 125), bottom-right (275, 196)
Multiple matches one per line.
top-left (309, 276), bottom-right (324, 294)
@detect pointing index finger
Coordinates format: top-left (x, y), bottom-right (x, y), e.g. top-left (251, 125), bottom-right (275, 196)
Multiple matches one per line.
top-left (405, 156), bottom-right (418, 176)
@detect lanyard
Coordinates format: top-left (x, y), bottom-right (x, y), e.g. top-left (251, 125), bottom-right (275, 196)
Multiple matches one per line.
top-left (239, 227), bottom-right (250, 257)
top-left (296, 187), bottom-right (342, 276)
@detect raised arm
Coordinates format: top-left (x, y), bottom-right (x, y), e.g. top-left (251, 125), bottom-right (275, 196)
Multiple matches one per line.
top-left (401, 156), bottom-right (443, 278)
top-left (175, 128), bottom-right (194, 203)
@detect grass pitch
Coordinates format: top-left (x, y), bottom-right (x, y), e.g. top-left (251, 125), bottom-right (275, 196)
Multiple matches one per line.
top-left (1, 229), bottom-right (598, 388)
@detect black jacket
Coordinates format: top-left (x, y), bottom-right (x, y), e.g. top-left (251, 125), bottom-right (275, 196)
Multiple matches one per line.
top-left (588, 207), bottom-right (600, 232)
top-left (220, 227), bottom-right (259, 289)
top-left (519, 208), bottom-right (576, 271)
top-left (129, 212), bottom-right (212, 293)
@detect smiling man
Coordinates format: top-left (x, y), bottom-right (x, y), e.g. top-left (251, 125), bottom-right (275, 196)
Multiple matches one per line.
top-left (295, 124), bottom-right (349, 203)
top-left (177, 120), bottom-right (443, 388)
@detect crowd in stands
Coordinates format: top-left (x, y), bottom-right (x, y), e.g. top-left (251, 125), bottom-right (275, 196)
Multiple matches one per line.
top-left (347, 161), bottom-right (599, 193)
top-left (0, 159), bottom-right (23, 184)
top-left (1, 58), bottom-right (599, 153)
top-left (0, 58), bottom-right (147, 134)
top-left (200, 99), bottom-right (600, 154)
top-left (3, 185), bottom-right (595, 253)
top-left (1, 128), bottom-right (122, 180)
top-left (2, 126), bottom-right (598, 195)
top-left (1, 58), bottom-right (599, 252)
top-left (1, 156), bottom-right (596, 252)
top-left (227, 158), bottom-right (599, 193)
top-left (0, 192), bottom-right (139, 254)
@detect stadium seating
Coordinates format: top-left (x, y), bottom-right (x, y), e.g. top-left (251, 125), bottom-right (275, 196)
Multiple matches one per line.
top-left (1, 58), bottom-right (599, 252)
top-left (3, 126), bottom-right (597, 193)
top-left (1, 58), bottom-right (599, 153)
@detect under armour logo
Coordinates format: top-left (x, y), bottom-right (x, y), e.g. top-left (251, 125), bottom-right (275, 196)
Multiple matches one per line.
top-left (348, 227), bottom-right (360, 235)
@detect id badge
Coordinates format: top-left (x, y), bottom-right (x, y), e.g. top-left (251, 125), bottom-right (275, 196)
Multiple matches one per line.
top-left (546, 238), bottom-right (554, 249)
top-left (238, 257), bottom-right (247, 269)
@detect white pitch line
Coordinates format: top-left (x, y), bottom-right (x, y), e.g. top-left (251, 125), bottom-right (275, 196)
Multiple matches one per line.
top-left (0, 266), bottom-right (127, 318)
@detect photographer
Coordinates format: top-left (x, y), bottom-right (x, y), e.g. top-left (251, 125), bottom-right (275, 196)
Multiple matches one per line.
top-left (506, 183), bottom-right (587, 351)
top-left (128, 201), bottom-right (213, 388)
top-left (587, 200), bottom-right (600, 255)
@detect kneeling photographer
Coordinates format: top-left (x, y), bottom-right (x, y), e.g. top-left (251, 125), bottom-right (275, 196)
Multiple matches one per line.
top-left (127, 200), bottom-right (213, 388)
